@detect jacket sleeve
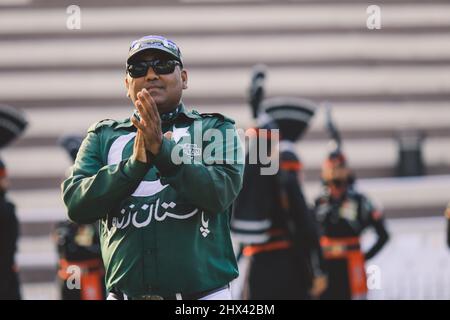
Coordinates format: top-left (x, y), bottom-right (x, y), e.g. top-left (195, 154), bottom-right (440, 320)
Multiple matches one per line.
top-left (362, 196), bottom-right (390, 260)
top-left (150, 119), bottom-right (244, 214)
top-left (61, 127), bottom-right (151, 224)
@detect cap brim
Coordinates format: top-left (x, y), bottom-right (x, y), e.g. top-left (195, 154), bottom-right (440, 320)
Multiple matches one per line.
top-left (127, 46), bottom-right (181, 65)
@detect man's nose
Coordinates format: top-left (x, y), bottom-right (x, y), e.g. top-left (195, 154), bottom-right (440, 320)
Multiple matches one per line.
top-left (145, 66), bottom-right (159, 81)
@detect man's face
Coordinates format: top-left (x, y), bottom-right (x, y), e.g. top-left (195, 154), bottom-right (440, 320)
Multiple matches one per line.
top-left (125, 50), bottom-right (188, 114)
top-left (326, 179), bottom-right (347, 200)
top-left (322, 167), bottom-right (348, 200)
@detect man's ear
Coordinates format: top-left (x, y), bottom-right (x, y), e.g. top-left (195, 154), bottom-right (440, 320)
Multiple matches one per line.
top-left (181, 69), bottom-right (188, 89)
top-left (125, 76), bottom-right (131, 98)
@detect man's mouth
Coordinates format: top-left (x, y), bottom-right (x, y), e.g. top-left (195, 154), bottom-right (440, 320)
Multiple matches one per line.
top-left (146, 86), bottom-right (163, 91)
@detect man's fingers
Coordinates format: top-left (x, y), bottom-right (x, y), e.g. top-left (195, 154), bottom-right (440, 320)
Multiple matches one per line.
top-left (136, 93), bottom-right (151, 123)
top-left (131, 114), bottom-right (145, 130)
top-left (141, 89), bottom-right (160, 123)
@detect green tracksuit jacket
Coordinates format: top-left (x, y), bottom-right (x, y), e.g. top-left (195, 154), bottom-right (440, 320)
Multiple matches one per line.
top-left (61, 103), bottom-right (244, 297)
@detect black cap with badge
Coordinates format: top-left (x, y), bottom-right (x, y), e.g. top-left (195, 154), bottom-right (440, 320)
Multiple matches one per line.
top-left (127, 35), bottom-right (183, 66)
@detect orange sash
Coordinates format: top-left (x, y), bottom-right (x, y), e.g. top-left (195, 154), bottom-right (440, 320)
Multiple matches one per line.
top-left (58, 258), bottom-right (105, 300)
top-left (320, 236), bottom-right (367, 298)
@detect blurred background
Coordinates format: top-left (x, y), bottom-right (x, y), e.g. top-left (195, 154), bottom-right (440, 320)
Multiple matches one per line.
top-left (0, 0), bottom-right (449, 299)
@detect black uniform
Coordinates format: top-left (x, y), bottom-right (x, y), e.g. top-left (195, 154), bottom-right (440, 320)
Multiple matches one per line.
top-left (0, 190), bottom-right (21, 300)
top-left (0, 106), bottom-right (27, 300)
top-left (232, 98), bottom-right (324, 300)
top-left (314, 189), bottom-right (389, 300)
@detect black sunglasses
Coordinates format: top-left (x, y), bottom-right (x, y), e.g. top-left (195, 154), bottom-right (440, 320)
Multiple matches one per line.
top-left (127, 59), bottom-right (181, 78)
top-left (324, 179), bottom-right (347, 188)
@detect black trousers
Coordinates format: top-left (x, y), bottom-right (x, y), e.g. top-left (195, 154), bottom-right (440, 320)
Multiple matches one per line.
top-left (58, 276), bottom-right (106, 300)
top-left (320, 259), bottom-right (352, 300)
top-left (244, 248), bottom-right (310, 300)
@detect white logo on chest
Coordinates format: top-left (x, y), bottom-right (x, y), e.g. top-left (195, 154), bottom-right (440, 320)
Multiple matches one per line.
top-left (108, 132), bottom-right (168, 197)
top-left (339, 200), bottom-right (358, 221)
top-left (105, 127), bottom-right (205, 232)
top-left (172, 125), bottom-right (190, 143)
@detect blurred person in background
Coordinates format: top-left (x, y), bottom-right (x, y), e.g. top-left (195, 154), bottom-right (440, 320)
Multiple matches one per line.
top-left (313, 150), bottom-right (389, 300)
top-left (0, 104), bottom-right (27, 300)
top-left (53, 222), bottom-right (105, 300)
top-left (53, 135), bottom-right (105, 300)
top-left (231, 68), bottom-right (327, 300)
top-left (0, 158), bottom-right (21, 300)
top-left (313, 108), bottom-right (389, 300)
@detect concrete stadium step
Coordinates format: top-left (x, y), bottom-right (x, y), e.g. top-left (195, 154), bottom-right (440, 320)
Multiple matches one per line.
top-left (1, 4), bottom-right (449, 36)
top-left (364, 216), bottom-right (450, 299)
top-left (9, 175), bottom-right (450, 229)
top-left (3, 136), bottom-right (449, 180)
top-left (2, 66), bottom-right (450, 103)
top-left (17, 236), bottom-right (56, 268)
top-left (9, 103), bottom-right (450, 140)
top-left (5, 27), bottom-right (450, 42)
top-left (7, 94), bottom-right (450, 109)
top-left (18, 215), bottom-right (450, 299)
top-left (17, 192), bottom-right (448, 239)
top-left (12, 128), bottom-right (450, 149)
top-left (2, 34), bottom-right (450, 68)
top-left (9, 104), bottom-right (450, 153)
top-left (6, 58), bottom-right (450, 73)
top-left (15, 211), bottom-right (450, 285)
top-left (21, 220), bottom-right (55, 237)
top-left (21, 282), bottom-right (58, 300)
top-left (16, 236), bottom-right (58, 285)
top-left (8, 163), bottom-right (449, 192)
top-left (5, 0), bottom-right (449, 10)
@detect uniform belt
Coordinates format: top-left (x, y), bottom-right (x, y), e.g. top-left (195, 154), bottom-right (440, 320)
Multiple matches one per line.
top-left (111, 284), bottom-right (229, 300)
top-left (57, 258), bottom-right (104, 280)
top-left (320, 236), bottom-right (361, 258)
top-left (242, 240), bottom-right (292, 257)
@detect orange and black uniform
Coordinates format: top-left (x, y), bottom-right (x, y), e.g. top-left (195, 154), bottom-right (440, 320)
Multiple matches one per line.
top-left (54, 221), bottom-right (105, 300)
top-left (314, 189), bottom-right (389, 300)
top-left (232, 142), bottom-right (324, 300)
top-left (55, 135), bottom-right (106, 300)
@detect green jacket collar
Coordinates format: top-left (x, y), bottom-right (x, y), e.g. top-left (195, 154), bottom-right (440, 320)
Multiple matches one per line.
top-left (114, 102), bottom-right (200, 130)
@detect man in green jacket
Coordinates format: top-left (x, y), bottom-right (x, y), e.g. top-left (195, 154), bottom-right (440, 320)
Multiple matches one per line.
top-left (61, 35), bottom-right (244, 300)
